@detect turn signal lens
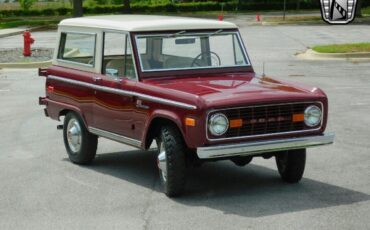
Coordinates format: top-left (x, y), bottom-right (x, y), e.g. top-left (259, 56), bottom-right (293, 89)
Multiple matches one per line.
top-left (229, 119), bottom-right (243, 128)
top-left (292, 114), bottom-right (304, 122)
top-left (185, 117), bottom-right (196, 127)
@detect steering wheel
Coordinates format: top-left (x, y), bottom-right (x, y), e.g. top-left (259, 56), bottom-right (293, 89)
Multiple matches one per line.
top-left (191, 51), bottom-right (221, 67)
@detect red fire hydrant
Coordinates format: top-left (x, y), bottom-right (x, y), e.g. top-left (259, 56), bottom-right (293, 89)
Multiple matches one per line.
top-left (23, 31), bottom-right (34, 57)
top-left (256, 13), bottom-right (261, 22)
top-left (218, 14), bottom-right (224, 21)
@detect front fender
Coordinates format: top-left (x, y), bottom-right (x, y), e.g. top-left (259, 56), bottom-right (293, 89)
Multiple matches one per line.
top-left (142, 109), bottom-right (188, 149)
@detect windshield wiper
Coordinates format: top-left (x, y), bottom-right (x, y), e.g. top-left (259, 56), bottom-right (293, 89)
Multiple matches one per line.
top-left (199, 29), bottom-right (223, 38)
top-left (167, 30), bottom-right (187, 38)
top-left (209, 29), bottom-right (223, 36)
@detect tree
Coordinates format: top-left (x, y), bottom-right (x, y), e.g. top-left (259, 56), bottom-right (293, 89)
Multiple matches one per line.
top-left (123, 0), bottom-right (131, 13)
top-left (73, 0), bottom-right (83, 17)
top-left (296, 0), bottom-right (301, 11)
top-left (19, 0), bottom-right (36, 11)
top-left (356, 0), bottom-right (363, 17)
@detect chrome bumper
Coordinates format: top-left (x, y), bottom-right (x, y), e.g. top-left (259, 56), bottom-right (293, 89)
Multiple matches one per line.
top-left (197, 133), bottom-right (335, 159)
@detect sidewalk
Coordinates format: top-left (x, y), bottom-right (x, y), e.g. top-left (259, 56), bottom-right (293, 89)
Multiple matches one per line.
top-left (0, 27), bottom-right (30, 38)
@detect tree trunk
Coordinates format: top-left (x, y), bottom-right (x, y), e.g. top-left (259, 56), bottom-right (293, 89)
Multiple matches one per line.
top-left (356, 0), bottom-right (362, 17)
top-left (73, 0), bottom-right (83, 17)
top-left (123, 0), bottom-right (131, 14)
top-left (296, 0), bottom-right (301, 11)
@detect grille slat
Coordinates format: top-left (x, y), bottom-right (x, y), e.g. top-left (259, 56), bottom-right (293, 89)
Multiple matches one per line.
top-left (209, 102), bottom-right (321, 139)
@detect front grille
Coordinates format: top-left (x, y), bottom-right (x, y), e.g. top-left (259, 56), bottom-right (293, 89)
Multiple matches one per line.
top-left (208, 102), bottom-right (322, 139)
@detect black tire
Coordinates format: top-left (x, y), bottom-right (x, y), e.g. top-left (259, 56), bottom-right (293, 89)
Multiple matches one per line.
top-left (231, 156), bottom-right (253, 167)
top-left (63, 112), bottom-right (98, 165)
top-left (156, 125), bottom-right (187, 197)
top-left (275, 149), bottom-right (306, 183)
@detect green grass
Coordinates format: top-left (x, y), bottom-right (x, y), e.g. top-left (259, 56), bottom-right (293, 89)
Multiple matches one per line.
top-left (312, 43), bottom-right (370, 53)
top-left (363, 7), bottom-right (370, 15)
top-left (264, 15), bottom-right (322, 22)
top-left (0, 18), bottom-right (62, 29)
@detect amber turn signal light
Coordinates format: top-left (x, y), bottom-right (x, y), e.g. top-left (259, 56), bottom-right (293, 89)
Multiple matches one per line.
top-left (185, 117), bottom-right (196, 126)
top-left (292, 113), bottom-right (304, 122)
top-left (229, 119), bottom-right (243, 128)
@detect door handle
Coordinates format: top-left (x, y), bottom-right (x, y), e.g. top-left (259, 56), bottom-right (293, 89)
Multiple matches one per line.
top-left (136, 99), bottom-right (150, 110)
top-left (93, 77), bottom-right (102, 84)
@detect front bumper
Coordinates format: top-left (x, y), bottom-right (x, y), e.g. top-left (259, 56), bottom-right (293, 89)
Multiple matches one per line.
top-left (197, 133), bottom-right (334, 159)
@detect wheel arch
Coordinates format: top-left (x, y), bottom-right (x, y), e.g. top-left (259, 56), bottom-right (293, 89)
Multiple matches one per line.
top-left (58, 108), bottom-right (88, 129)
top-left (143, 112), bottom-right (186, 150)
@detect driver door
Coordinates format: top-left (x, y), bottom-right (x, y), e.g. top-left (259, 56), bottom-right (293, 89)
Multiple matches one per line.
top-left (92, 32), bottom-right (138, 139)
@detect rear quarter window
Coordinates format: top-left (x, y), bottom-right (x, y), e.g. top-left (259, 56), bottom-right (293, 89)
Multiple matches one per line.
top-left (58, 32), bottom-right (96, 66)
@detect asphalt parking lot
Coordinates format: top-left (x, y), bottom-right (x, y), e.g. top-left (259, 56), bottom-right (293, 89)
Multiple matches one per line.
top-left (0, 19), bottom-right (370, 229)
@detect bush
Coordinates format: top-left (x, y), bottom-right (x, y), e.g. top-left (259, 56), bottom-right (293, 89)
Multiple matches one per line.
top-left (57, 8), bottom-right (71, 16)
top-left (0, 1), bottom-right (323, 18)
top-left (19, 0), bottom-right (37, 11)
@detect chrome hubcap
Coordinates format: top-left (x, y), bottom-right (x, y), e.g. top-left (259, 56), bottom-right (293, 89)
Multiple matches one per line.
top-left (66, 118), bottom-right (82, 153)
top-left (157, 141), bottom-right (167, 182)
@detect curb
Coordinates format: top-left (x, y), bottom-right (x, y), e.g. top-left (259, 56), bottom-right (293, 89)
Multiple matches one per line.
top-left (261, 20), bottom-right (322, 25)
top-left (0, 26), bottom-right (47, 39)
top-left (0, 30), bottom-right (25, 39)
top-left (296, 49), bottom-right (370, 60)
top-left (0, 60), bottom-right (52, 69)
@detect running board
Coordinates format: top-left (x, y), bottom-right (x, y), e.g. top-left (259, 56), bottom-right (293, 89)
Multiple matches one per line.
top-left (88, 127), bottom-right (142, 148)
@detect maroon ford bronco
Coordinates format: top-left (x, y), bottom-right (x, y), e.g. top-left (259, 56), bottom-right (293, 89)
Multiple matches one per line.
top-left (39, 15), bottom-right (334, 197)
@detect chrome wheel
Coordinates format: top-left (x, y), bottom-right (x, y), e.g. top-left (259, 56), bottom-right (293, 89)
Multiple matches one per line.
top-left (157, 140), bottom-right (167, 182)
top-left (66, 118), bottom-right (82, 153)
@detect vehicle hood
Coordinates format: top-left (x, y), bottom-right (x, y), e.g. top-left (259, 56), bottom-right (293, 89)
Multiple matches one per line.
top-left (143, 73), bottom-right (326, 109)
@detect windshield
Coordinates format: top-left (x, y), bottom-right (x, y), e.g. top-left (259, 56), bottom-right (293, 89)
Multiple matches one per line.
top-left (135, 31), bottom-right (249, 72)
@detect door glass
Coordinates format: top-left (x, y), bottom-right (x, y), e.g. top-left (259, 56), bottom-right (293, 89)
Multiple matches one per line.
top-left (58, 32), bottom-right (96, 66)
top-left (103, 33), bottom-right (136, 80)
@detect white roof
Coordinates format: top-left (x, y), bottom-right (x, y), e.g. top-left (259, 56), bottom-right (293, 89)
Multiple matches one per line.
top-left (59, 15), bottom-right (238, 32)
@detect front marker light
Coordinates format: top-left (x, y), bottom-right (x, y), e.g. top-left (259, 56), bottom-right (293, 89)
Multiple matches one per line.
top-left (209, 113), bottom-right (229, 136)
top-left (304, 105), bottom-right (322, 127)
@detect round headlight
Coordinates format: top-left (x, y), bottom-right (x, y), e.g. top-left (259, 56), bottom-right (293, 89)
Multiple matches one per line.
top-left (209, 113), bottom-right (229, 136)
top-left (304, 105), bottom-right (322, 127)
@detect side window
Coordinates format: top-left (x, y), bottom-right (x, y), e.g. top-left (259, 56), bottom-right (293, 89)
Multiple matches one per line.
top-left (103, 32), bottom-right (136, 80)
top-left (58, 32), bottom-right (96, 66)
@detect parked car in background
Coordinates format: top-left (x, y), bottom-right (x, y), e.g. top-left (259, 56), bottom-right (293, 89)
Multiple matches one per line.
top-left (39, 15), bottom-right (334, 197)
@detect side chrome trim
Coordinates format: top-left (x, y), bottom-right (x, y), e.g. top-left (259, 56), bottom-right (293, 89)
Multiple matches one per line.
top-left (88, 127), bottom-right (142, 148)
top-left (206, 101), bottom-right (324, 142)
top-left (48, 75), bottom-right (197, 110)
top-left (197, 132), bottom-right (335, 159)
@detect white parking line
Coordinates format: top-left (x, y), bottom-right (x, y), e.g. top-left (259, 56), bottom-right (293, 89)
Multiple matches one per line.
top-left (0, 89), bottom-right (10, 92)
